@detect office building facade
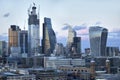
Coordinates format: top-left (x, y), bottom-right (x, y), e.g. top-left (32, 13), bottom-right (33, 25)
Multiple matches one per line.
top-left (42, 17), bottom-right (56, 55)
top-left (54, 43), bottom-right (65, 56)
top-left (106, 47), bottom-right (119, 57)
top-left (8, 25), bottom-right (21, 54)
top-left (72, 37), bottom-right (81, 54)
top-left (18, 30), bottom-right (28, 54)
top-left (66, 26), bottom-right (76, 55)
top-left (89, 26), bottom-right (108, 57)
top-left (0, 41), bottom-right (7, 57)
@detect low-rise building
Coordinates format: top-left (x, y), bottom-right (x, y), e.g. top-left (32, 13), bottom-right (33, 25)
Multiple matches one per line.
top-left (58, 65), bottom-right (91, 80)
top-left (44, 57), bottom-right (85, 69)
top-left (28, 68), bottom-right (67, 80)
top-left (0, 72), bottom-right (35, 80)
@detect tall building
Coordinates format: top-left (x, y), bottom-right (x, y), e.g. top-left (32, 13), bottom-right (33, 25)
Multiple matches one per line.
top-left (28, 4), bottom-right (40, 56)
top-left (85, 48), bottom-right (90, 55)
top-left (106, 47), bottom-right (119, 57)
top-left (66, 26), bottom-right (76, 55)
top-left (0, 41), bottom-right (7, 57)
top-left (89, 26), bottom-right (108, 57)
top-left (72, 37), bottom-right (81, 54)
top-left (54, 43), bottom-right (65, 56)
top-left (67, 26), bottom-right (76, 45)
top-left (42, 17), bottom-right (56, 55)
top-left (8, 25), bottom-right (21, 54)
top-left (18, 30), bottom-right (28, 54)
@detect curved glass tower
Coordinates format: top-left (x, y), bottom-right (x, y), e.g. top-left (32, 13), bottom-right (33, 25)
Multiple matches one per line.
top-left (42, 17), bottom-right (56, 55)
top-left (89, 26), bottom-right (108, 57)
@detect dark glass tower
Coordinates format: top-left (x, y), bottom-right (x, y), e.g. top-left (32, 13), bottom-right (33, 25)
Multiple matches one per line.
top-left (89, 26), bottom-right (108, 57)
top-left (18, 30), bottom-right (28, 54)
top-left (72, 37), bottom-right (81, 54)
top-left (42, 17), bottom-right (56, 55)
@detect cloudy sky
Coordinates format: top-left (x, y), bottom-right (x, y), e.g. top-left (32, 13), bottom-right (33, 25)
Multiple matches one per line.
top-left (0, 0), bottom-right (120, 52)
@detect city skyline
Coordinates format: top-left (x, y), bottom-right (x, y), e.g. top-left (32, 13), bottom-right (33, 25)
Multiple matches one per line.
top-left (0, 0), bottom-right (120, 52)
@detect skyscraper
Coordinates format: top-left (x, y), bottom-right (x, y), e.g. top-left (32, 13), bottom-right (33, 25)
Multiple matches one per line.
top-left (66, 26), bottom-right (76, 55)
top-left (8, 25), bottom-right (21, 54)
top-left (67, 26), bottom-right (76, 44)
top-left (0, 41), bottom-right (7, 57)
top-left (42, 17), bottom-right (56, 55)
top-left (28, 4), bottom-right (40, 56)
top-left (89, 26), bottom-right (108, 57)
top-left (18, 30), bottom-right (28, 54)
top-left (106, 47), bottom-right (119, 57)
top-left (72, 37), bottom-right (81, 54)
top-left (54, 43), bottom-right (65, 56)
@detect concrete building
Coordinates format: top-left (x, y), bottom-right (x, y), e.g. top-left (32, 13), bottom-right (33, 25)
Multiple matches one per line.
top-left (89, 26), bottom-right (108, 57)
top-left (0, 73), bottom-right (36, 80)
top-left (54, 43), bottom-right (65, 56)
top-left (90, 60), bottom-right (96, 79)
top-left (6, 74), bottom-right (36, 80)
top-left (96, 74), bottom-right (120, 80)
top-left (10, 47), bottom-right (21, 57)
top-left (28, 68), bottom-right (67, 80)
top-left (42, 17), bottom-right (56, 55)
top-left (86, 57), bottom-right (120, 74)
top-left (44, 57), bottom-right (85, 69)
top-left (85, 48), bottom-right (90, 55)
top-left (28, 4), bottom-right (40, 56)
top-left (0, 41), bottom-right (7, 57)
top-left (8, 25), bottom-right (21, 55)
top-left (106, 47), bottom-right (119, 57)
top-left (58, 66), bottom-right (91, 80)
top-left (0, 66), bottom-right (36, 80)
top-left (106, 59), bottom-right (110, 74)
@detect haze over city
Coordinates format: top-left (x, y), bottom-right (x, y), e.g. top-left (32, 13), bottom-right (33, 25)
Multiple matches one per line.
top-left (0, 0), bottom-right (120, 51)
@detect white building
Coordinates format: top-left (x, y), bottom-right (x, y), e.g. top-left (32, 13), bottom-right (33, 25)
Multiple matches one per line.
top-left (44, 57), bottom-right (85, 69)
top-left (28, 4), bottom-right (40, 56)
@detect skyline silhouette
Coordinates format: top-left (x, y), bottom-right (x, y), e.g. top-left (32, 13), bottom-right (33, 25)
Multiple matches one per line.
top-left (0, 0), bottom-right (120, 52)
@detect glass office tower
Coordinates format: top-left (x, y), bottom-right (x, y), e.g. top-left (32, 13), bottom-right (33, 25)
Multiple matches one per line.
top-left (28, 4), bottom-right (40, 56)
top-left (42, 17), bottom-right (56, 55)
top-left (89, 26), bottom-right (108, 57)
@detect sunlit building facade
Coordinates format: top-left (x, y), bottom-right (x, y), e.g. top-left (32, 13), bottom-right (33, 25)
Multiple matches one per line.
top-left (8, 25), bottom-right (21, 54)
top-left (42, 17), bottom-right (56, 55)
top-left (66, 26), bottom-right (76, 55)
top-left (89, 26), bottom-right (108, 57)
top-left (54, 43), bottom-right (64, 56)
top-left (28, 4), bottom-right (40, 56)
